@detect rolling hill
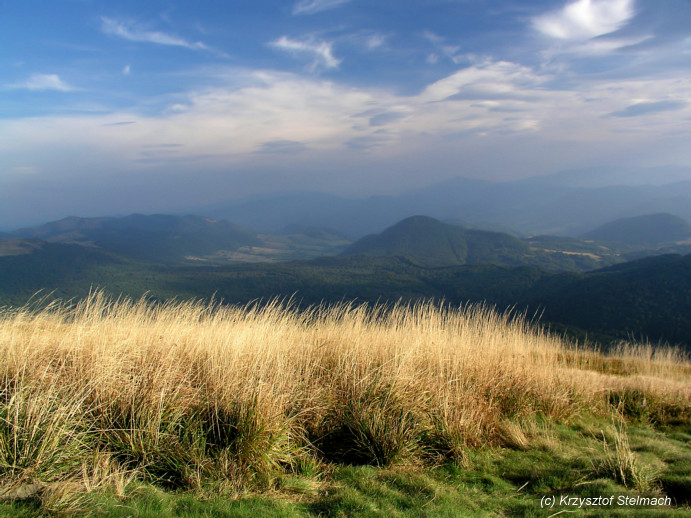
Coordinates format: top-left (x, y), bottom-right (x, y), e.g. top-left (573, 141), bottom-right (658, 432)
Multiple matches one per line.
top-left (581, 213), bottom-right (691, 247)
top-left (0, 214), bottom-right (355, 265)
top-left (342, 215), bottom-right (621, 271)
top-left (342, 216), bottom-right (530, 267)
top-left (0, 214), bottom-right (262, 264)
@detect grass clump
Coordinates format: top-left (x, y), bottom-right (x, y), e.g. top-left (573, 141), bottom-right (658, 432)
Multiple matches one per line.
top-left (594, 416), bottom-right (661, 492)
top-left (317, 382), bottom-right (425, 467)
top-left (0, 379), bottom-right (92, 485)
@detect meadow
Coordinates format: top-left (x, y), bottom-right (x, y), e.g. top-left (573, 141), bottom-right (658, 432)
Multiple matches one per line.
top-left (0, 291), bottom-right (689, 516)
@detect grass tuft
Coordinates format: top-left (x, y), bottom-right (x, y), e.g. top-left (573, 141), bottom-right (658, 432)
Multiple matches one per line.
top-left (594, 416), bottom-right (661, 492)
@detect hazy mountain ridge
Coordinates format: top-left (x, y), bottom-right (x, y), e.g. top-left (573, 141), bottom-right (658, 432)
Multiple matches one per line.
top-left (0, 214), bottom-right (262, 264)
top-left (5, 210), bottom-right (690, 270)
top-left (0, 214), bottom-right (354, 265)
top-left (2, 201), bottom-right (691, 347)
top-left (581, 213), bottom-right (691, 247)
top-left (199, 175), bottom-right (691, 238)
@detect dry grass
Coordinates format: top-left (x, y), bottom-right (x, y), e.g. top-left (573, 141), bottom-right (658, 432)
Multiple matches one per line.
top-left (594, 414), bottom-right (662, 492)
top-left (0, 291), bottom-right (689, 497)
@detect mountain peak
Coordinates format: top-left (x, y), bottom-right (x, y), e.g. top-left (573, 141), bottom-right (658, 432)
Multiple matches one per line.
top-left (343, 216), bottom-right (529, 267)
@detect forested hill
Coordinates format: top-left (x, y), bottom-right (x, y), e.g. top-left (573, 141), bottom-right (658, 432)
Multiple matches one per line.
top-left (343, 216), bottom-right (529, 267)
top-left (342, 216), bottom-right (615, 271)
top-left (581, 213), bottom-right (691, 247)
top-left (0, 214), bottom-right (261, 264)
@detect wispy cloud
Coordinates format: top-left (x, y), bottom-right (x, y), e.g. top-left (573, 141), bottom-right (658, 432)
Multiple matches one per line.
top-left (607, 100), bottom-right (687, 118)
top-left (8, 73), bottom-right (76, 92)
top-left (101, 17), bottom-right (212, 52)
top-left (270, 36), bottom-right (341, 71)
top-left (357, 32), bottom-right (388, 51)
top-left (424, 31), bottom-right (464, 64)
top-left (533, 0), bottom-right (635, 40)
top-left (292, 0), bottom-right (352, 15)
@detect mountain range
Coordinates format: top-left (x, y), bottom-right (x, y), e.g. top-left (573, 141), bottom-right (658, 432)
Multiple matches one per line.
top-left (4, 211), bottom-right (691, 270)
top-left (198, 169), bottom-right (691, 238)
top-left (0, 214), bottom-right (260, 264)
top-left (2, 211), bottom-right (691, 348)
top-left (0, 214), bottom-right (351, 264)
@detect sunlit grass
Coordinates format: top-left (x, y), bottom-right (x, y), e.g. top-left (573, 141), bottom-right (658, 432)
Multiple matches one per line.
top-left (0, 290), bottom-right (689, 514)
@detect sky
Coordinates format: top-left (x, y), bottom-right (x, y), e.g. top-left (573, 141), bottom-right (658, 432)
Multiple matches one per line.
top-left (1, 0), bottom-right (691, 227)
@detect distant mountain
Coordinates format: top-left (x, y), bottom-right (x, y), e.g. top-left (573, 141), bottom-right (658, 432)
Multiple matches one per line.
top-left (198, 175), bottom-right (691, 238)
top-left (201, 191), bottom-right (359, 235)
top-left (276, 224), bottom-right (349, 241)
top-left (581, 213), bottom-right (691, 247)
top-left (340, 215), bottom-right (612, 271)
top-left (525, 165), bottom-right (691, 188)
top-left (342, 216), bottom-right (531, 267)
top-left (1, 214), bottom-right (261, 264)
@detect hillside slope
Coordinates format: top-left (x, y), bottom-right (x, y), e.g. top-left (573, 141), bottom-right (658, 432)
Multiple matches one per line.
top-left (342, 215), bottom-right (612, 270)
top-left (581, 213), bottom-right (691, 247)
top-left (2, 214), bottom-right (262, 263)
top-left (343, 216), bottom-right (533, 267)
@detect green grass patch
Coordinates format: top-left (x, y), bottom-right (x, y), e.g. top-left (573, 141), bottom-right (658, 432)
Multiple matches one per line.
top-left (1, 418), bottom-right (688, 517)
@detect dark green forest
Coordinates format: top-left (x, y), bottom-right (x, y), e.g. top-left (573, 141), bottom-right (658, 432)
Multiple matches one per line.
top-left (2, 243), bottom-right (690, 349)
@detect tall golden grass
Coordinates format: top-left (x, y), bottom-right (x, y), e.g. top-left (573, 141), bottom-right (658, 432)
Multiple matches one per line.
top-left (1, 291), bottom-right (689, 493)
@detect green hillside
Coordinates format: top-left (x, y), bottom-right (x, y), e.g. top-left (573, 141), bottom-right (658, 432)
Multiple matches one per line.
top-left (529, 253), bottom-right (691, 346)
top-left (2, 214), bottom-right (262, 264)
top-left (0, 240), bottom-right (134, 305)
top-left (0, 215), bottom-right (356, 265)
top-left (343, 215), bottom-right (616, 271)
top-left (344, 216), bottom-right (533, 267)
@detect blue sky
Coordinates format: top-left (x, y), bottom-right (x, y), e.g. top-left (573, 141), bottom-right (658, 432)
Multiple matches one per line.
top-left (1, 0), bottom-right (691, 226)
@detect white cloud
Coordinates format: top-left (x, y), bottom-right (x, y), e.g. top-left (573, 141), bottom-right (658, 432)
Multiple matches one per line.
top-left (270, 36), bottom-right (341, 71)
top-left (364, 34), bottom-right (387, 51)
top-left (533, 0), bottom-right (635, 40)
top-left (423, 31), bottom-right (464, 64)
top-left (292, 0), bottom-right (351, 15)
top-left (8, 73), bottom-right (75, 92)
top-left (101, 17), bottom-right (212, 52)
top-left (122, 65), bottom-right (131, 75)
